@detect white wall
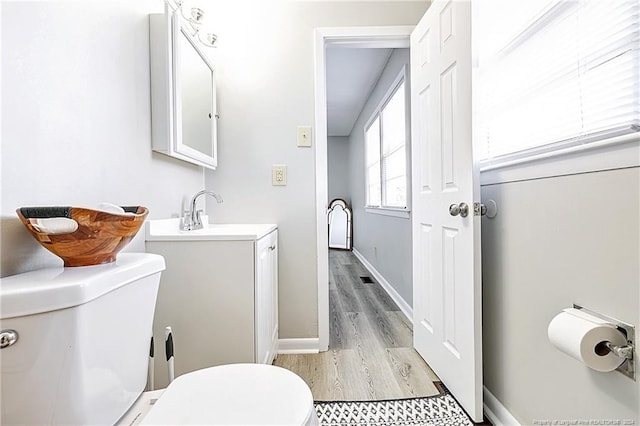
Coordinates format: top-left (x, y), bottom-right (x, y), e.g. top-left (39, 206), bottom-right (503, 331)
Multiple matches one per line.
top-left (1, 1), bottom-right (205, 277)
top-left (481, 165), bottom-right (639, 422)
top-left (203, 2), bottom-right (427, 339)
top-left (327, 136), bottom-right (350, 204)
top-left (347, 48), bottom-right (413, 307)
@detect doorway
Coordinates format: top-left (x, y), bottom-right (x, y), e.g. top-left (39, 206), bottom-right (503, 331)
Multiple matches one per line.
top-left (313, 27), bottom-right (414, 352)
top-left (313, 9), bottom-right (484, 420)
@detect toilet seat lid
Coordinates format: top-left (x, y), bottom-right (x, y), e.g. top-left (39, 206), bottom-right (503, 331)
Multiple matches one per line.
top-left (141, 364), bottom-right (316, 425)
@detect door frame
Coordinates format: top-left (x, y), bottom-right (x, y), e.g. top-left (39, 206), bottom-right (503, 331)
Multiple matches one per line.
top-left (313, 26), bottom-right (414, 351)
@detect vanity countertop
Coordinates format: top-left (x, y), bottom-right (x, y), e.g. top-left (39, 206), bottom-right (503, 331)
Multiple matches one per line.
top-left (145, 218), bottom-right (276, 242)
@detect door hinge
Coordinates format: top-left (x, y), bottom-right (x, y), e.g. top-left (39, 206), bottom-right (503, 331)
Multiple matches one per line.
top-left (474, 200), bottom-right (498, 218)
top-left (473, 202), bottom-right (486, 216)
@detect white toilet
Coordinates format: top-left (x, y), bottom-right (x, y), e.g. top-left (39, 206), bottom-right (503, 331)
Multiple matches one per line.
top-left (0, 253), bottom-right (317, 425)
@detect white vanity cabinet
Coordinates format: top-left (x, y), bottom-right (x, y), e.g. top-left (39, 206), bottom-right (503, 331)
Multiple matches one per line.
top-left (145, 223), bottom-right (278, 389)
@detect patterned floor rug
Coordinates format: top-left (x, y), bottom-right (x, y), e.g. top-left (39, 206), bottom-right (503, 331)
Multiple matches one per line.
top-left (314, 394), bottom-right (474, 426)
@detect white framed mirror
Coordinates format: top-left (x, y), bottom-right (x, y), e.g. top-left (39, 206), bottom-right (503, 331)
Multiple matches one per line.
top-left (328, 198), bottom-right (352, 250)
top-left (150, 6), bottom-right (218, 169)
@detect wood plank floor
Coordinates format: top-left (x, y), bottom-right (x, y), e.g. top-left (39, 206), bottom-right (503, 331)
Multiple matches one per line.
top-left (274, 249), bottom-right (441, 401)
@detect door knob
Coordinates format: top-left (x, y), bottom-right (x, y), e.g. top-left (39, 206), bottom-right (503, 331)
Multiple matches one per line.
top-left (449, 202), bottom-right (469, 218)
top-left (0, 330), bottom-right (18, 348)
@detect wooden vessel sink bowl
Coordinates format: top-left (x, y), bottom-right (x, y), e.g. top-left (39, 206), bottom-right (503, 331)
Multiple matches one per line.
top-left (17, 206), bottom-right (148, 267)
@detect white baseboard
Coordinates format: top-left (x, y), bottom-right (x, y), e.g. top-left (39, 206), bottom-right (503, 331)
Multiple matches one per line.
top-left (483, 387), bottom-right (521, 426)
top-left (352, 248), bottom-right (413, 324)
top-left (277, 338), bottom-right (320, 354)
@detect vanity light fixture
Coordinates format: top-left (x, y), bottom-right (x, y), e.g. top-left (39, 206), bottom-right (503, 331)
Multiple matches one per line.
top-left (165, 0), bottom-right (218, 48)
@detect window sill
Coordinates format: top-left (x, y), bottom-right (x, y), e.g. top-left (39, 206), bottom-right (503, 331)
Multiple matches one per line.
top-left (479, 132), bottom-right (640, 185)
top-left (365, 207), bottom-right (410, 219)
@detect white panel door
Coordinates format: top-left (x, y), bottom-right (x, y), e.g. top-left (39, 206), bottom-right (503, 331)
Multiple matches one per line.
top-left (410, 0), bottom-right (483, 421)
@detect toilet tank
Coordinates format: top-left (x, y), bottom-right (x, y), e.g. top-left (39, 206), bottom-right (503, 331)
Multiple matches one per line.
top-left (0, 253), bottom-right (165, 425)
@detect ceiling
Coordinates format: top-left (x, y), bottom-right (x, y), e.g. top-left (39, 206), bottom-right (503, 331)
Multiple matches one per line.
top-left (326, 48), bottom-right (393, 137)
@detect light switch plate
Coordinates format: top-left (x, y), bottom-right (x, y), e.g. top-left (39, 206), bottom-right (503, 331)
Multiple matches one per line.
top-left (272, 165), bottom-right (287, 186)
top-left (297, 126), bottom-right (312, 147)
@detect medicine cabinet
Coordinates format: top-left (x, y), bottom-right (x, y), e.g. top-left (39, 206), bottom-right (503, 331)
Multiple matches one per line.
top-left (149, 6), bottom-right (218, 169)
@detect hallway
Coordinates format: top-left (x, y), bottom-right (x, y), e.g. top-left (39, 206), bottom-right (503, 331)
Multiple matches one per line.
top-left (274, 250), bottom-right (441, 401)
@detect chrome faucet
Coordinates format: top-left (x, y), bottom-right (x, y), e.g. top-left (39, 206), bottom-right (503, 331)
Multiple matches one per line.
top-left (181, 190), bottom-right (223, 231)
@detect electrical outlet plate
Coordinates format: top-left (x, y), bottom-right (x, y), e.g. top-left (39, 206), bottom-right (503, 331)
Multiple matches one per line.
top-left (297, 126), bottom-right (312, 147)
top-left (272, 165), bottom-right (287, 186)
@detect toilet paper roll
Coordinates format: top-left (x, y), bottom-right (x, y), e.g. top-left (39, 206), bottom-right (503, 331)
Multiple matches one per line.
top-left (548, 308), bottom-right (627, 372)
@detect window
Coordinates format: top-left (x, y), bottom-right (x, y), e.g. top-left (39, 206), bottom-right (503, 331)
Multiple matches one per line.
top-left (365, 70), bottom-right (409, 211)
top-left (476, 0), bottom-right (640, 167)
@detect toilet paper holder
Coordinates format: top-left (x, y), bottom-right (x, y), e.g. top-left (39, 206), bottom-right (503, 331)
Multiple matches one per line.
top-left (574, 304), bottom-right (635, 380)
top-left (603, 341), bottom-right (633, 360)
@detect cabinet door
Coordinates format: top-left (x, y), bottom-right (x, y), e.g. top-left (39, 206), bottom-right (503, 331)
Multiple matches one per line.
top-left (148, 240), bottom-right (255, 389)
top-left (268, 231), bottom-right (278, 359)
top-left (149, 11), bottom-right (218, 169)
top-left (255, 230), bottom-right (278, 364)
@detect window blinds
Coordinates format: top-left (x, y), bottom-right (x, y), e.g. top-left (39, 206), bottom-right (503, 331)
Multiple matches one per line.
top-left (365, 117), bottom-right (381, 207)
top-left (365, 79), bottom-right (408, 209)
top-left (381, 81), bottom-right (407, 208)
top-left (477, 0), bottom-right (640, 162)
